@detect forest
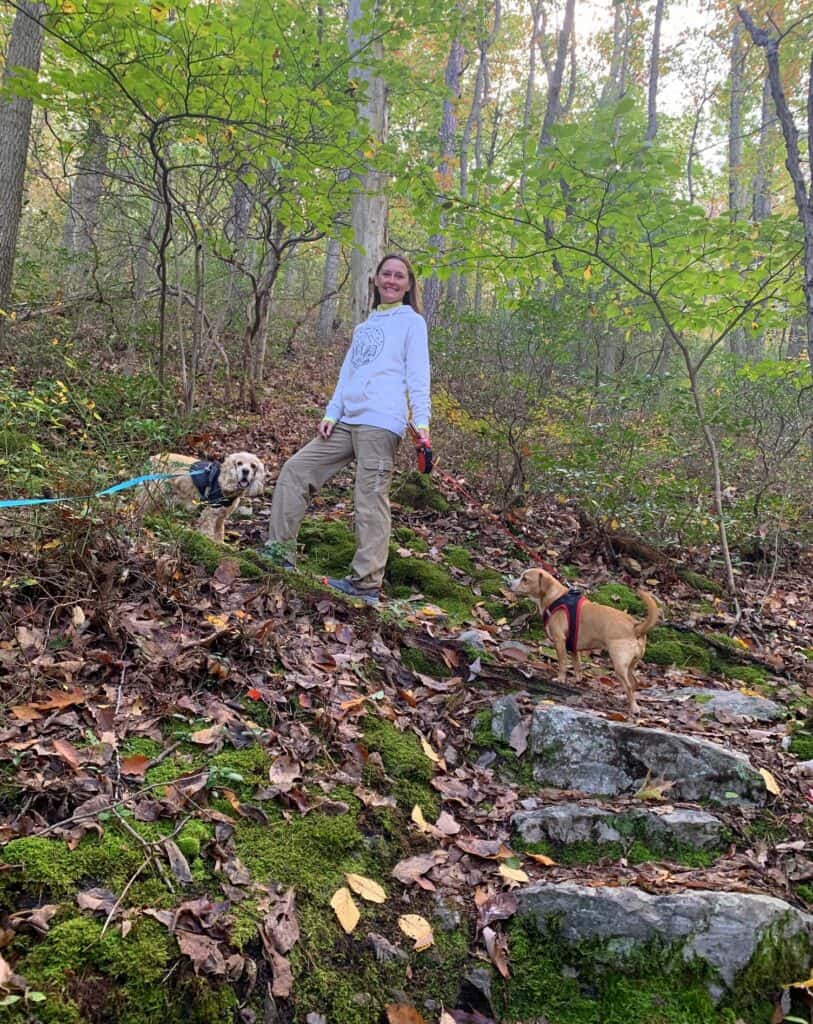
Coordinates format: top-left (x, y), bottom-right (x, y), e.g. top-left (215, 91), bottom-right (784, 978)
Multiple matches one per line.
top-left (0, 0), bottom-right (812, 1022)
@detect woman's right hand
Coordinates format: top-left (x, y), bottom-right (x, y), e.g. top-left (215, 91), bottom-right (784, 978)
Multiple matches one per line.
top-left (318, 418), bottom-right (335, 439)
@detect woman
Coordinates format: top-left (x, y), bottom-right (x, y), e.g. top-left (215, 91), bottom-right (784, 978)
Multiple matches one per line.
top-left (263, 253), bottom-right (431, 605)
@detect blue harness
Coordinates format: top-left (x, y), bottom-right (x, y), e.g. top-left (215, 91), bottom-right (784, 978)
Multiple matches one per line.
top-left (189, 460), bottom-right (230, 508)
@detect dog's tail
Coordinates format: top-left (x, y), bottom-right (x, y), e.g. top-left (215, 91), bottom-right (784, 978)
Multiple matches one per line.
top-left (634, 590), bottom-right (660, 637)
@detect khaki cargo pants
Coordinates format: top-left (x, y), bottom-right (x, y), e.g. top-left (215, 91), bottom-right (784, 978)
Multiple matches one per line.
top-left (268, 423), bottom-right (400, 590)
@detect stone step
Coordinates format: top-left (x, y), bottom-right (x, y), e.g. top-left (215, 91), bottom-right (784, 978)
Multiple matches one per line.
top-left (515, 881), bottom-right (813, 1002)
top-left (491, 698), bottom-right (766, 804)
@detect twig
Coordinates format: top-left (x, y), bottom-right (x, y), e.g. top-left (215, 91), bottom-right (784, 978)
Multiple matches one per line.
top-left (757, 529), bottom-right (781, 613)
top-left (100, 858), bottom-right (148, 937)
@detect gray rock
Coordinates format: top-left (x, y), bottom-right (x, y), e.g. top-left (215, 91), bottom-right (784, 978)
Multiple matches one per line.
top-left (529, 704), bottom-right (765, 805)
top-left (512, 803), bottom-right (725, 851)
top-left (516, 882), bottom-right (813, 1000)
top-left (491, 695), bottom-right (521, 744)
top-left (644, 686), bottom-right (784, 722)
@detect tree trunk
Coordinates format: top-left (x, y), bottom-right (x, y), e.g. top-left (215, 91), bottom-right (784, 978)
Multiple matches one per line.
top-left (424, 35), bottom-right (465, 328)
top-left (317, 236), bottom-right (342, 341)
top-left (538, 0), bottom-right (576, 150)
top-left (645, 0), bottom-right (665, 141)
top-left (62, 118), bottom-right (108, 263)
top-left (752, 72), bottom-right (773, 221)
top-left (0, 1), bottom-right (46, 321)
top-left (739, 6), bottom-right (813, 422)
top-left (348, 0), bottom-right (388, 325)
top-left (728, 20), bottom-right (747, 221)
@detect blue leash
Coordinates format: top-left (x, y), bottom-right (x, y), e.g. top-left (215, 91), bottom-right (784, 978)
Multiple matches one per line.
top-left (0, 469), bottom-right (201, 509)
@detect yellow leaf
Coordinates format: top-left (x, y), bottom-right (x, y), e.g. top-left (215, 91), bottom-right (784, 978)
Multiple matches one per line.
top-left (499, 864), bottom-right (529, 884)
top-left (418, 735), bottom-right (444, 769)
top-left (583, 265), bottom-right (592, 280)
top-left (345, 873), bottom-right (386, 904)
top-left (398, 914), bottom-right (434, 951)
top-left (526, 852), bottom-right (557, 866)
top-left (758, 767), bottom-right (780, 795)
top-left (42, 540), bottom-right (61, 550)
top-left (610, 518), bottom-right (619, 530)
top-left (205, 613), bottom-right (229, 628)
top-left (411, 804), bottom-right (429, 830)
top-left (330, 887), bottom-right (360, 933)
top-left (790, 971), bottom-right (813, 989)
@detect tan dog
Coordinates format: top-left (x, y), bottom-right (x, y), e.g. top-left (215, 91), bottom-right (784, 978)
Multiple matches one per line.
top-left (511, 568), bottom-right (659, 717)
top-left (139, 452), bottom-right (265, 543)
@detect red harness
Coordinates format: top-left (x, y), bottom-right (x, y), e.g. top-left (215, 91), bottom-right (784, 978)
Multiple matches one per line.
top-left (542, 590), bottom-right (585, 653)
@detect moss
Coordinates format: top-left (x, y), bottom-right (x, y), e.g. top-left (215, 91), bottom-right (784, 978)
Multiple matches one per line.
top-left (789, 731), bottom-right (813, 761)
top-left (386, 552), bottom-right (471, 618)
top-left (646, 627), bottom-right (713, 671)
top-left (468, 711), bottom-right (536, 788)
top-left (444, 545), bottom-right (475, 573)
top-left (1, 831), bottom-right (149, 901)
top-left (393, 471), bottom-right (449, 512)
top-left (676, 567), bottom-right (724, 596)
top-left (504, 917), bottom-right (730, 1024)
top-left (802, 648), bottom-right (813, 661)
top-left (797, 883), bottom-right (813, 905)
top-left (590, 582), bottom-right (646, 616)
top-left (232, 804), bottom-right (365, 898)
top-left (361, 715), bottom-right (440, 817)
top-left (393, 526), bottom-right (429, 552)
top-left (210, 741), bottom-right (270, 787)
top-left (172, 526), bottom-right (264, 579)
top-left (727, 919), bottom-right (813, 1024)
top-left (514, 835), bottom-right (716, 870)
top-left (718, 663), bottom-right (768, 687)
top-left (299, 517), bottom-right (357, 576)
top-left (175, 819), bottom-right (212, 860)
top-left (401, 644), bottom-right (452, 678)
top-left (475, 569), bottom-right (506, 598)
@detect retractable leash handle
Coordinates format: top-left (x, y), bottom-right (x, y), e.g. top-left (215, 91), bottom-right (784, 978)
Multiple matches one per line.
top-left (407, 423), bottom-right (433, 475)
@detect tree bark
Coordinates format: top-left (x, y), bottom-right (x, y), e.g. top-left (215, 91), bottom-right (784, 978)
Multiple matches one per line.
top-left (317, 236), bottom-right (342, 341)
top-left (538, 0), bottom-right (576, 150)
top-left (645, 0), bottom-right (665, 142)
top-left (62, 118), bottom-right (108, 261)
top-left (739, 7), bottom-right (813, 382)
top-left (424, 34), bottom-right (464, 327)
top-left (728, 20), bottom-right (747, 221)
top-left (348, 0), bottom-right (388, 324)
top-left (752, 72), bottom-right (773, 221)
top-left (0, 1), bottom-right (46, 320)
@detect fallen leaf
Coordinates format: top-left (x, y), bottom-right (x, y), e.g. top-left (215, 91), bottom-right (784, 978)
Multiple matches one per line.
top-left (498, 864), bottom-right (529, 885)
top-left (526, 852), bottom-right (557, 867)
top-left (267, 754), bottom-right (301, 789)
top-left (51, 738), bottom-right (82, 769)
top-left (164, 839), bottom-right (193, 884)
top-left (435, 810), bottom-right (460, 836)
top-left (398, 914), bottom-right (434, 951)
top-left (759, 767), bottom-right (781, 796)
top-left (411, 804), bottom-right (441, 837)
top-left (482, 925), bottom-right (510, 978)
top-left (391, 851), bottom-right (447, 886)
top-left (385, 1005), bottom-right (427, 1024)
top-left (189, 724), bottom-right (224, 746)
top-left (121, 754), bottom-right (151, 778)
top-left (419, 734), bottom-right (445, 769)
top-left (345, 873), bottom-right (386, 904)
top-left (330, 887), bottom-right (360, 933)
top-left (35, 686), bottom-right (86, 710)
top-left (176, 930), bottom-right (227, 976)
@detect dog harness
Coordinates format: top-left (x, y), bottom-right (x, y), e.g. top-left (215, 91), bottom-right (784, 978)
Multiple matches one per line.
top-left (189, 460), bottom-right (230, 508)
top-left (543, 589), bottom-right (585, 653)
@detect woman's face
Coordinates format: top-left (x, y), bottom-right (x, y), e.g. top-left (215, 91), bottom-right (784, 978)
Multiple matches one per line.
top-left (375, 258), bottom-right (411, 304)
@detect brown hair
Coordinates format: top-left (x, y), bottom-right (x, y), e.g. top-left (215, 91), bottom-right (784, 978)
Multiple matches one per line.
top-left (373, 253), bottom-right (423, 314)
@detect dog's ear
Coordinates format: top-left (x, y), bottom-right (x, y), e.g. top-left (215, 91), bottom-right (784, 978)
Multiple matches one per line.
top-left (247, 457), bottom-right (266, 497)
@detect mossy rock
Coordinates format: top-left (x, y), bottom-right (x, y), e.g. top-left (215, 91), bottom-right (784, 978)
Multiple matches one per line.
top-left (718, 663), bottom-right (768, 687)
top-left (504, 918), bottom-right (733, 1024)
top-left (646, 627), bottom-right (713, 672)
top-left (386, 551), bottom-right (471, 618)
top-left (401, 644), bottom-right (452, 678)
top-left (393, 471), bottom-right (449, 512)
top-left (590, 582), bottom-right (646, 616)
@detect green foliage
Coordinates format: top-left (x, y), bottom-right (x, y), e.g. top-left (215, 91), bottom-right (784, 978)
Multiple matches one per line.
top-left (393, 472), bottom-right (450, 512)
top-left (789, 731), bottom-right (813, 761)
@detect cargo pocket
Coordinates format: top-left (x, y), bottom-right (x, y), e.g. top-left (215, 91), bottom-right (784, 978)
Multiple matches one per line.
top-left (359, 457), bottom-right (395, 496)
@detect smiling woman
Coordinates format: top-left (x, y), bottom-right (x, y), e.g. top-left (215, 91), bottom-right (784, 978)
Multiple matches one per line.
top-left (258, 253), bottom-right (431, 605)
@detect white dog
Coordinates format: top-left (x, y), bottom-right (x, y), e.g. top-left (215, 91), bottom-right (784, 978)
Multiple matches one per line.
top-left (139, 452), bottom-right (265, 543)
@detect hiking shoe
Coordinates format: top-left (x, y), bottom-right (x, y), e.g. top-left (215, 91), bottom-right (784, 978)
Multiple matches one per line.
top-left (259, 541), bottom-right (295, 569)
top-left (326, 577), bottom-right (381, 606)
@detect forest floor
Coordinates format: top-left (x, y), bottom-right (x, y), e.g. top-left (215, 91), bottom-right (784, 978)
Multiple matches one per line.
top-left (0, 345), bottom-right (812, 1024)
